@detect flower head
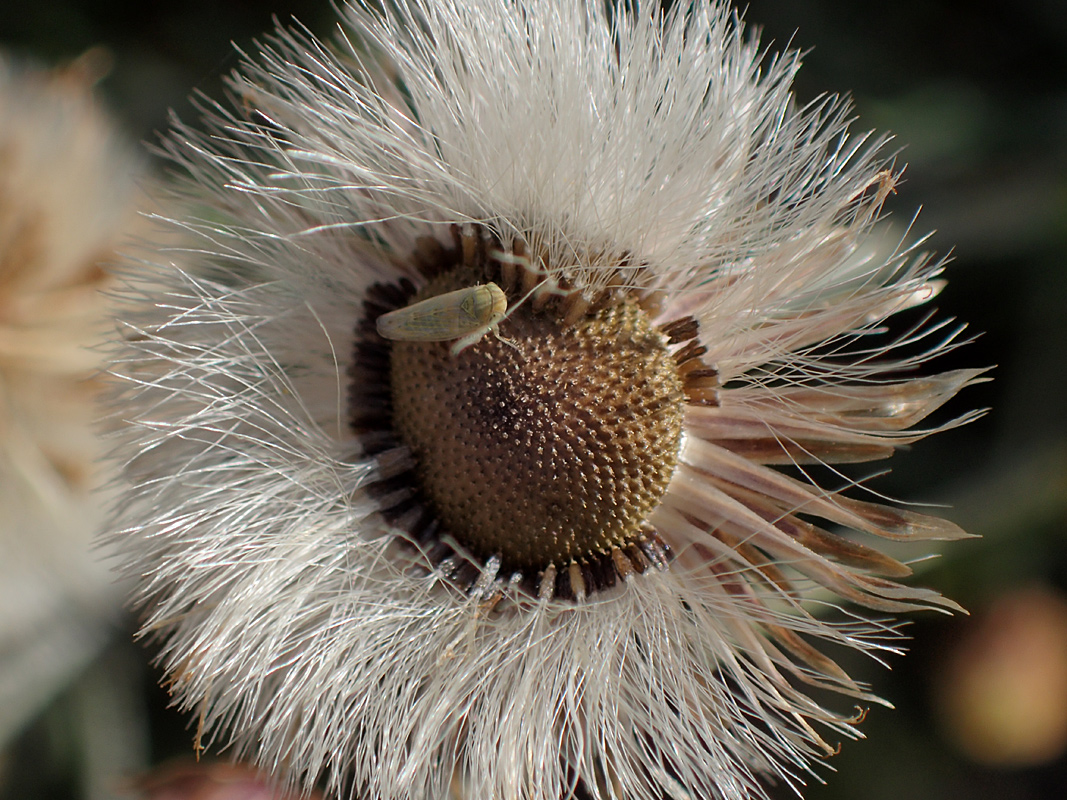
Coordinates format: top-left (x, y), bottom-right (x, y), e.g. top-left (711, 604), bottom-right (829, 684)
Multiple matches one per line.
top-left (108, 1), bottom-right (983, 798)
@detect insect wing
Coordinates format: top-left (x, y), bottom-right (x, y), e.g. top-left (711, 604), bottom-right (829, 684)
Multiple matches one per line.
top-left (376, 284), bottom-right (507, 342)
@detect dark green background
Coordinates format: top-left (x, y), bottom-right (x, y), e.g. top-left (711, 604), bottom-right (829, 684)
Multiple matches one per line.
top-left (2, 1), bottom-right (1064, 798)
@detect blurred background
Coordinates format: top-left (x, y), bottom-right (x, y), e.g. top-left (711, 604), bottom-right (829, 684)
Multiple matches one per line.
top-left (0, 0), bottom-right (1063, 798)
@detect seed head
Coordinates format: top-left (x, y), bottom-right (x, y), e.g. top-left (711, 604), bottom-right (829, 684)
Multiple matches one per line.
top-left (106, 2), bottom-right (984, 799)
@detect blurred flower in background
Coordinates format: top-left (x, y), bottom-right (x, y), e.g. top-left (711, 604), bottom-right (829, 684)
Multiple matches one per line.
top-left (134, 761), bottom-right (323, 800)
top-left (935, 585), bottom-right (1067, 768)
top-left (0, 50), bottom-right (139, 742)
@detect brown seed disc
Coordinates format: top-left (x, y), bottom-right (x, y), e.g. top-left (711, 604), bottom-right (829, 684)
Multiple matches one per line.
top-left (389, 270), bottom-right (685, 572)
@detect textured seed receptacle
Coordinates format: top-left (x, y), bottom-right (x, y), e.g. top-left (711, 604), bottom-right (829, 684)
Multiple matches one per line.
top-left (390, 271), bottom-right (685, 572)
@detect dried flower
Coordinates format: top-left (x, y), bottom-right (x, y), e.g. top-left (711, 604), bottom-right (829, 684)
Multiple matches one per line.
top-left (107, 2), bottom-right (983, 798)
top-left (0, 51), bottom-right (140, 742)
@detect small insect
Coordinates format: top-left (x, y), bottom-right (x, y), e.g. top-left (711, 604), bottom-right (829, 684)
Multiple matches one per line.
top-left (376, 282), bottom-right (520, 355)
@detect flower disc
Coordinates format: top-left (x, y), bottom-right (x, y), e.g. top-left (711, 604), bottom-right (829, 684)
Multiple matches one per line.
top-left (389, 272), bottom-right (685, 573)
